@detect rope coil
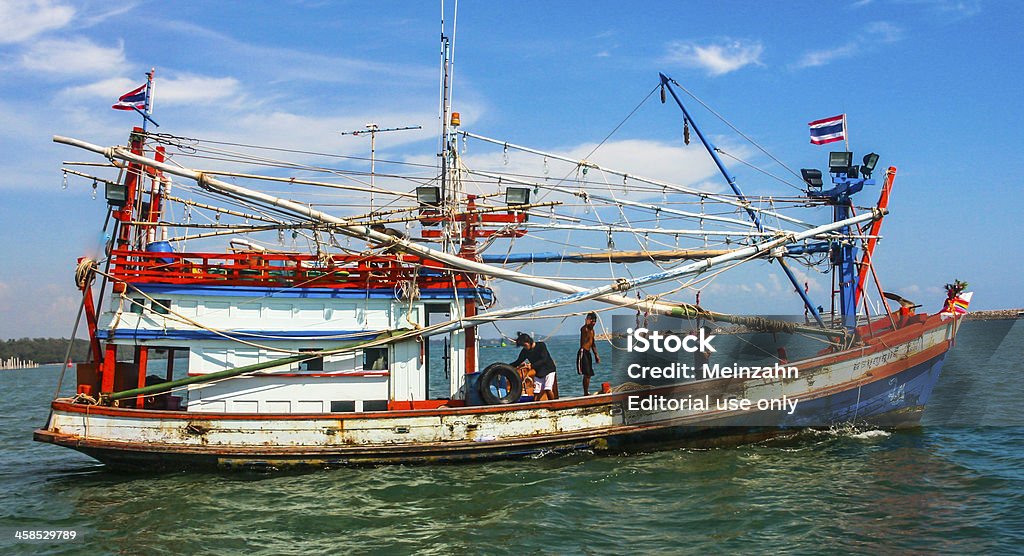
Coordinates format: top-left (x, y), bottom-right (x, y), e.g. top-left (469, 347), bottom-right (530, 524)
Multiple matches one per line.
top-left (74, 258), bottom-right (98, 289)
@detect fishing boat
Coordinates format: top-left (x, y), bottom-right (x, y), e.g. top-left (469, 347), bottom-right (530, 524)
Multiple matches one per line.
top-left (34, 28), bottom-right (972, 471)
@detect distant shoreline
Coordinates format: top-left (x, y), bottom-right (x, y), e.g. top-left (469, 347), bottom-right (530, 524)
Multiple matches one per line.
top-left (4, 308), bottom-right (1020, 361)
top-left (964, 308), bottom-right (1024, 321)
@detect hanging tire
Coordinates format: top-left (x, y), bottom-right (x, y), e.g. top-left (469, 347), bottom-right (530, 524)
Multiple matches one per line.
top-left (479, 363), bottom-right (523, 405)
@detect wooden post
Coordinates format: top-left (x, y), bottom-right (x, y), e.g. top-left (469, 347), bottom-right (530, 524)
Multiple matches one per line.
top-left (80, 274), bottom-right (103, 364)
top-left (134, 346), bottom-right (148, 408)
top-left (100, 343), bottom-right (118, 392)
top-left (165, 348), bottom-right (175, 382)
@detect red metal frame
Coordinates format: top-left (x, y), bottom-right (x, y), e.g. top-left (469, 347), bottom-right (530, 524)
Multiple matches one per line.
top-left (854, 166), bottom-right (896, 307)
top-left (107, 249), bottom-right (482, 291)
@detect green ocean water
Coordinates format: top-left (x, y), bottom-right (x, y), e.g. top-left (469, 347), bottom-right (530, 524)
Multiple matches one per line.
top-left (1, 320), bottom-right (1022, 555)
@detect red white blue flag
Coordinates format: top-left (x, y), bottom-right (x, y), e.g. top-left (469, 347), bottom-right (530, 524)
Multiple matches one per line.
top-left (808, 114), bottom-right (846, 145)
top-left (112, 83), bottom-right (147, 111)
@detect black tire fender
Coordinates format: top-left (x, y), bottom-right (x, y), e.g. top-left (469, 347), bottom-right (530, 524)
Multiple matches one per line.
top-left (478, 363), bottom-right (523, 405)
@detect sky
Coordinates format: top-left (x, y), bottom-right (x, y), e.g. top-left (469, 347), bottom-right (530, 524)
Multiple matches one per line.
top-left (0, 0), bottom-right (1021, 339)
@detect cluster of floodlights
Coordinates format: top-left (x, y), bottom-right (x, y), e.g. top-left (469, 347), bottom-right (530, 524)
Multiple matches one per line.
top-left (415, 186), bottom-right (532, 208)
top-left (801, 152), bottom-right (880, 190)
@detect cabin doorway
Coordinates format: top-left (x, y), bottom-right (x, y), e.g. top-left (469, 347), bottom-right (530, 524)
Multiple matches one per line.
top-left (424, 303), bottom-right (452, 398)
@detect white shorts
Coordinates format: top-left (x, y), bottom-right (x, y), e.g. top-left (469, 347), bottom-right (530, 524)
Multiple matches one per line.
top-left (534, 372), bottom-right (556, 394)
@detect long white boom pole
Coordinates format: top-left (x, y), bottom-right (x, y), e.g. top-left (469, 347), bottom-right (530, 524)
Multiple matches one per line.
top-left (459, 130), bottom-right (813, 229)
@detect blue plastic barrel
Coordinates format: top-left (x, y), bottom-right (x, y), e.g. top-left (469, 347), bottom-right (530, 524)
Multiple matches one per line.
top-left (146, 241), bottom-right (175, 264)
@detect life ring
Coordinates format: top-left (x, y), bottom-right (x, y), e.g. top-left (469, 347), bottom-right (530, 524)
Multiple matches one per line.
top-left (478, 363), bottom-right (523, 405)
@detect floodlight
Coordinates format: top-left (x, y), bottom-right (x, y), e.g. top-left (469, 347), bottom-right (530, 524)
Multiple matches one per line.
top-left (829, 152), bottom-right (853, 173)
top-left (505, 187), bottom-right (531, 206)
top-left (800, 169), bottom-right (823, 189)
top-left (416, 186), bottom-right (441, 208)
top-left (862, 153), bottom-right (880, 177)
top-left (105, 182), bottom-right (128, 207)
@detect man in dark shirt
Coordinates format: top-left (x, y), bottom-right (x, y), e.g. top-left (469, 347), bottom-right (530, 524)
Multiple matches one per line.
top-left (510, 332), bottom-right (557, 401)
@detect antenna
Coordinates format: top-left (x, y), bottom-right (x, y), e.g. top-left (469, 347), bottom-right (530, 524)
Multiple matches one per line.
top-left (339, 123), bottom-right (422, 212)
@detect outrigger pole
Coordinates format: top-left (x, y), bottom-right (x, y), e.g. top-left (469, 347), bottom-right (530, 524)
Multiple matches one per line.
top-left (53, 135), bottom-right (872, 339)
top-left (458, 131), bottom-right (813, 230)
top-left (428, 208), bottom-right (882, 339)
top-left (659, 74), bottom-right (826, 327)
top-left (469, 168), bottom-right (786, 232)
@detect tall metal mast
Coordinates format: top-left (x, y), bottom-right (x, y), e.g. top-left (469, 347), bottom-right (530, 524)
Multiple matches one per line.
top-left (438, 0), bottom-right (461, 254)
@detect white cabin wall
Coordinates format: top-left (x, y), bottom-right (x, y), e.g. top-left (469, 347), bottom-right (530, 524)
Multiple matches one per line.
top-left (188, 375), bottom-right (390, 414)
top-left (96, 289), bottom-right (450, 412)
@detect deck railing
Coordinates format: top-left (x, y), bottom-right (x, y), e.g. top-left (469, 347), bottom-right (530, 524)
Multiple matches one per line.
top-left (108, 249), bottom-right (474, 290)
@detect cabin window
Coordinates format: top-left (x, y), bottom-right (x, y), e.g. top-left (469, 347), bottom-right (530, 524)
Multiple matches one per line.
top-left (300, 348), bottom-right (324, 372)
top-left (330, 400), bottom-right (355, 412)
top-left (130, 298), bottom-right (146, 314)
top-left (362, 400), bottom-right (388, 412)
top-left (363, 347), bottom-right (389, 370)
top-left (152, 299), bottom-right (172, 315)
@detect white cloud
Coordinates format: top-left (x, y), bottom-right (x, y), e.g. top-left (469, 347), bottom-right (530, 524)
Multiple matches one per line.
top-left (61, 74), bottom-right (243, 106)
top-left (20, 37), bottom-right (125, 76)
top-left (794, 42), bottom-right (860, 69)
top-left (79, 3), bottom-right (137, 28)
top-left (404, 137), bottom-right (736, 206)
top-left (929, 0), bottom-right (981, 17)
top-left (155, 19), bottom-right (433, 85)
top-left (156, 75), bottom-right (242, 105)
top-left (866, 21), bottom-right (904, 43)
top-left (793, 21), bottom-right (902, 69)
top-left (59, 76), bottom-right (135, 100)
top-left (0, 0), bottom-right (74, 44)
top-left (663, 39), bottom-right (764, 76)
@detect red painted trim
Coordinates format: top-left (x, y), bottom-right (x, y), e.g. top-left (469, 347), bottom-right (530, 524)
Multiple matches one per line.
top-left (185, 371), bottom-right (389, 378)
top-left (388, 399), bottom-right (464, 410)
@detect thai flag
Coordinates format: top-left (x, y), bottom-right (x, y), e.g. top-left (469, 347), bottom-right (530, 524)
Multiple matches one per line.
top-left (808, 114), bottom-right (846, 145)
top-left (112, 83), bottom-right (147, 111)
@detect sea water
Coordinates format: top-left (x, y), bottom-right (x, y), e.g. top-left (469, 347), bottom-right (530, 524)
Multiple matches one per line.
top-left (1, 319), bottom-right (1021, 554)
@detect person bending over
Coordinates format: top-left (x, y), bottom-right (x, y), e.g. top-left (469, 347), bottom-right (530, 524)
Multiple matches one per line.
top-left (510, 332), bottom-right (557, 401)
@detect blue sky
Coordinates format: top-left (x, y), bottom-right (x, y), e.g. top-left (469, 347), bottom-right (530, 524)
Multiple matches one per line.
top-left (0, 0), bottom-right (1020, 338)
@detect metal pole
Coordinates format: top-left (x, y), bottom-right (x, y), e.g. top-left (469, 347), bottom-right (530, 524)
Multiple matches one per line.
top-left (660, 74), bottom-right (825, 326)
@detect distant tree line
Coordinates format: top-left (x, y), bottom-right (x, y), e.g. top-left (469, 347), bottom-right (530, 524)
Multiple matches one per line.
top-left (0, 338), bottom-right (89, 364)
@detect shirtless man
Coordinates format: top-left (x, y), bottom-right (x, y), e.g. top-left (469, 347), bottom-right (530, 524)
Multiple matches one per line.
top-left (577, 312), bottom-right (600, 395)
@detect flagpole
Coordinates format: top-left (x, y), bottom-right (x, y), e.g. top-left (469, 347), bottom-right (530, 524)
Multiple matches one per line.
top-left (143, 69), bottom-right (154, 132)
top-left (843, 113), bottom-right (849, 152)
